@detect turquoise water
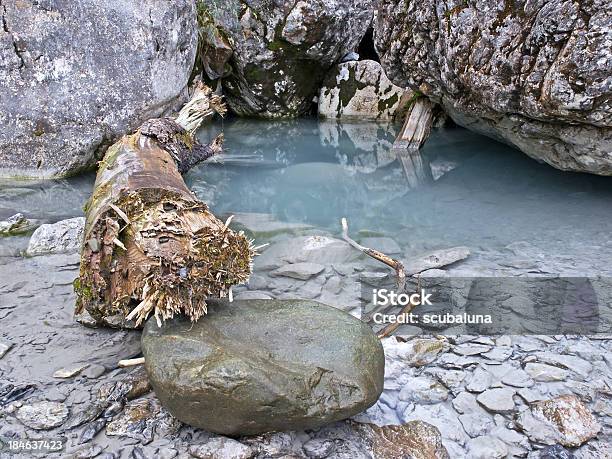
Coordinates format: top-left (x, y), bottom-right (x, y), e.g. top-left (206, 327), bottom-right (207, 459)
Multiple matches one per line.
top-left (1, 118), bottom-right (611, 268)
top-left (190, 119), bottom-right (612, 262)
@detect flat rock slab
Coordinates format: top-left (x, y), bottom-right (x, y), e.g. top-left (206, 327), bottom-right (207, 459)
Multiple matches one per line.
top-left (142, 299), bottom-right (384, 435)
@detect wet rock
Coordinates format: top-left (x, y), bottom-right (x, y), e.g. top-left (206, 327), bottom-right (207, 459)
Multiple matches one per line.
top-left (501, 368), bottom-right (534, 388)
top-left (525, 363), bottom-right (569, 382)
top-left (398, 376), bottom-right (448, 404)
top-left (302, 438), bottom-right (336, 458)
top-left (403, 247), bottom-right (470, 275)
top-left (26, 217), bottom-right (85, 255)
top-left (359, 237), bottom-right (402, 255)
top-left (106, 398), bottom-right (180, 444)
top-left (476, 388), bottom-right (515, 413)
top-left (142, 299), bottom-right (384, 435)
top-left (15, 401), bottom-right (69, 430)
top-left (234, 291), bottom-right (273, 300)
top-left (0, 213), bottom-right (34, 236)
top-left (75, 443), bottom-right (104, 458)
top-left (82, 364), bottom-right (106, 379)
top-left (382, 337), bottom-right (449, 368)
top-left (196, 0), bottom-right (374, 118)
top-left (467, 435), bottom-right (508, 459)
top-left (78, 419), bottom-right (106, 444)
top-left (0, 0), bottom-right (197, 178)
top-left (540, 445), bottom-right (575, 459)
top-left (517, 395), bottom-right (601, 447)
top-left (272, 262), bottom-right (326, 280)
top-left (356, 420), bottom-right (450, 459)
top-left (53, 364), bottom-right (89, 379)
top-left (318, 60), bottom-right (408, 120)
top-left (375, 1), bottom-right (612, 175)
top-left (0, 341), bottom-right (12, 359)
top-left (189, 437), bottom-right (255, 459)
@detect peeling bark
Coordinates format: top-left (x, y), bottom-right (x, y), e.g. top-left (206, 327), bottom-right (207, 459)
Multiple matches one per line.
top-left (75, 84), bottom-right (253, 328)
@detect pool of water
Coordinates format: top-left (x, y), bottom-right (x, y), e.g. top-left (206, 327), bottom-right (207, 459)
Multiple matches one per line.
top-left (1, 118), bottom-right (611, 274)
top-left (189, 118), bottom-right (612, 268)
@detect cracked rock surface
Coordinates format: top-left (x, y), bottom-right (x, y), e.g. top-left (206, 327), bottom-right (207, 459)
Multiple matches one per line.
top-left (0, 0), bottom-right (197, 179)
top-left (374, 0), bottom-right (612, 175)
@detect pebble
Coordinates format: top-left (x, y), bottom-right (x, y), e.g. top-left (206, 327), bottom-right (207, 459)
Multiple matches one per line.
top-left (15, 401), bottom-right (70, 430)
top-left (466, 367), bottom-right (492, 393)
top-left (525, 362), bottom-right (569, 382)
top-left (476, 388), bottom-right (516, 413)
top-left (53, 364), bottom-right (89, 379)
top-left (467, 435), bottom-right (508, 459)
top-left (501, 368), bottom-right (534, 388)
top-left (82, 364), bottom-right (106, 379)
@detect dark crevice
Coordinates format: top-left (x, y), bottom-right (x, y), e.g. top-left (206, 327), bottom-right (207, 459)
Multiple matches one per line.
top-left (357, 27), bottom-right (379, 62)
top-left (1, 1), bottom-right (26, 69)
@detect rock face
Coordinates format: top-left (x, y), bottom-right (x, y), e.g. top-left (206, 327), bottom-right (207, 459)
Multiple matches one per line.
top-left (142, 299), bottom-right (384, 435)
top-left (27, 217), bottom-right (84, 255)
top-left (0, 0), bottom-right (197, 178)
top-left (318, 60), bottom-right (408, 120)
top-left (375, 1), bottom-right (612, 175)
top-left (197, 0), bottom-right (374, 118)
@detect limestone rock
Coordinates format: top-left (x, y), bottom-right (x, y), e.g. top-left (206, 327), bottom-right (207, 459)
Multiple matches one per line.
top-left (356, 421), bottom-right (450, 459)
top-left (476, 388), bottom-right (515, 413)
top-left (0, 0), bottom-right (197, 178)
top-left (518, 395), bottom-right (601, 447)
top-left (196, 0), bottom-right (374, 118)
top-left (26, 217), bottom-right (84, 255)
top-left (318, 60), bottom-right (408, 120)
top-left (375, 1), bottom-right (612, 175)
top-left (142, 299), bottom-right (384, 435)
top-left (15, 401), bottom-right (69, 430)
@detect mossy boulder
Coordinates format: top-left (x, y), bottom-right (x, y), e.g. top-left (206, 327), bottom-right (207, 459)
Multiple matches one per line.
top-left (195, 0), bottom-right (374, 118)
top-left (142, 299), bottom-right (385, 435)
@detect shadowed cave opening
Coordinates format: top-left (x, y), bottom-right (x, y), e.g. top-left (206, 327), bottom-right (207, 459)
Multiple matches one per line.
top-left (358, 28), bottom-right (379, 62)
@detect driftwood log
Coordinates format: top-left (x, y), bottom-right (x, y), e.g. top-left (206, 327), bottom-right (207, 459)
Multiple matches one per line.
top-left (75, 84), bottom-right (253, 328)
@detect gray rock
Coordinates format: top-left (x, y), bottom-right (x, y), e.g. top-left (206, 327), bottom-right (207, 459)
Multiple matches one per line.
top-left (540, 445), bottom-right (575, 459)
top-left (467, 435), bottom-right (508, 459)
top-left (189, 438), bottom-right (254, 459)
top-left (106, 398), bottom-right (180, 444)
top-left (53, 364), bottom-right (88, 379)
top-left (234, 291), bottom-right (273, 300)
top-left (15, 401), bottom-right (70, 430)
top-left (0, 341), bottom-right (13, 359)
top-left (534, 352), bottom-right (593, 378)
top-left (0, 0), bottom-right (197, 178)
top-left (459, 413), bottom-right (495, 438)
top-left (466, 367), bottom-right (492, 393)
top-left (517, 395), bottom-right (601, 447)
top-left (318, 60), bottom-right (408, 120)
top-left (142, 299), bottom-right (384, 435)
top-left (197, 0), bottom-right (374, 118)
top-left (272, 262), bottom-right (326, 280)
top-left (476, 388), bottom-right (515, 413)
top-left (375, 1), bottom-right (612, 175)
top-left (0, 213), bottom-right (33, 235)
top-left (525, 363), bottom-right (569, 382)
top-left (398, 376), bottom-right (448, 404)
top-left (501, 369), bottom-right (534, 388)
top-left (302, 438), bottom-right (336, 458)
top-left (26, 217), bottom-right (85, 255)
top-left (403, 247), bottom-right (470, 275)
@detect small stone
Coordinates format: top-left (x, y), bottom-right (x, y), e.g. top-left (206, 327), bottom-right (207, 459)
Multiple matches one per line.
top-left (459, 413), bottom-right (495, 438)
top-left (403, 246), bottom-right (470, 275)
top-left (525, 363), bottom-right (568, 382)
top-left (0, 341), bottom-right (13, 359)
top-left (0, 213), bottom-right (31, 235)
top-left (466, 367), bottom-right (492, 393)
top-left (189, 438), bottom-right (254, 459)
top-left (106, 398), bottom-right (180, 444)
top-left (467, 435), bottom-right (508, 459)
top-left (476, 388), bottom-right (515, 413)
top-left (53, 364), bottom-right (89, 379)
top-left (357, 420), bottom-right (450, 459)
top-left (75, 444), bottom-right (104, 459)
top-left (452, 392), bottom-right (481, 415)
top-left (272, 262), bottom-right (325, 280)
top-left (156, 448), bottom-right (178, 459)
top-left (534, 352), bottom-right (593, 378)
top-left (302, 438), bottom-right (336, 458)
top-left (539, 444), bottom-right (575, 459)
top-left (27, 217), bottom-right (85, 255)
top-left (82, 364), bottom-right (106, 379)
top-left (340, 51), bottom-right (360, 62)
top-left (398, 376), bottom-right (448, 404)
top-left (453, 343), bottom-right (492, 356)
top-left (16, 401), bottom-right (70, 430)
top-left (501, 368), bottom-right (534, 388)
top-left (517, 388), bottom-right (545, 404)
top-left (481, 347), bottom-right (513, 362)
top-left (384, 338), bottom-right (449, 367)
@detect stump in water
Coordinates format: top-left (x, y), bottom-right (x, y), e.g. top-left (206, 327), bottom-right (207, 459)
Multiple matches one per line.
top-left (75, 84), bottom-right (254, 328)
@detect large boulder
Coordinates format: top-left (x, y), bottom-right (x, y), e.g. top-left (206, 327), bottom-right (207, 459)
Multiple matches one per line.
top-left (0, 0), bottom-right (198, 179)
top-left (196, 0), bottom-right (374, 118)
top-left (142, 299), bottom-right (385, 435)
top-left (318, 60), bottom-right (409, 120)
top-left (375, 1), bottom-right (612, 175)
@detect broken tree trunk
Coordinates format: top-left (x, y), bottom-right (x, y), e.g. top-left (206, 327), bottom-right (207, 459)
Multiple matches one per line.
top-left (75, 84), bottom-right (253, 329)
